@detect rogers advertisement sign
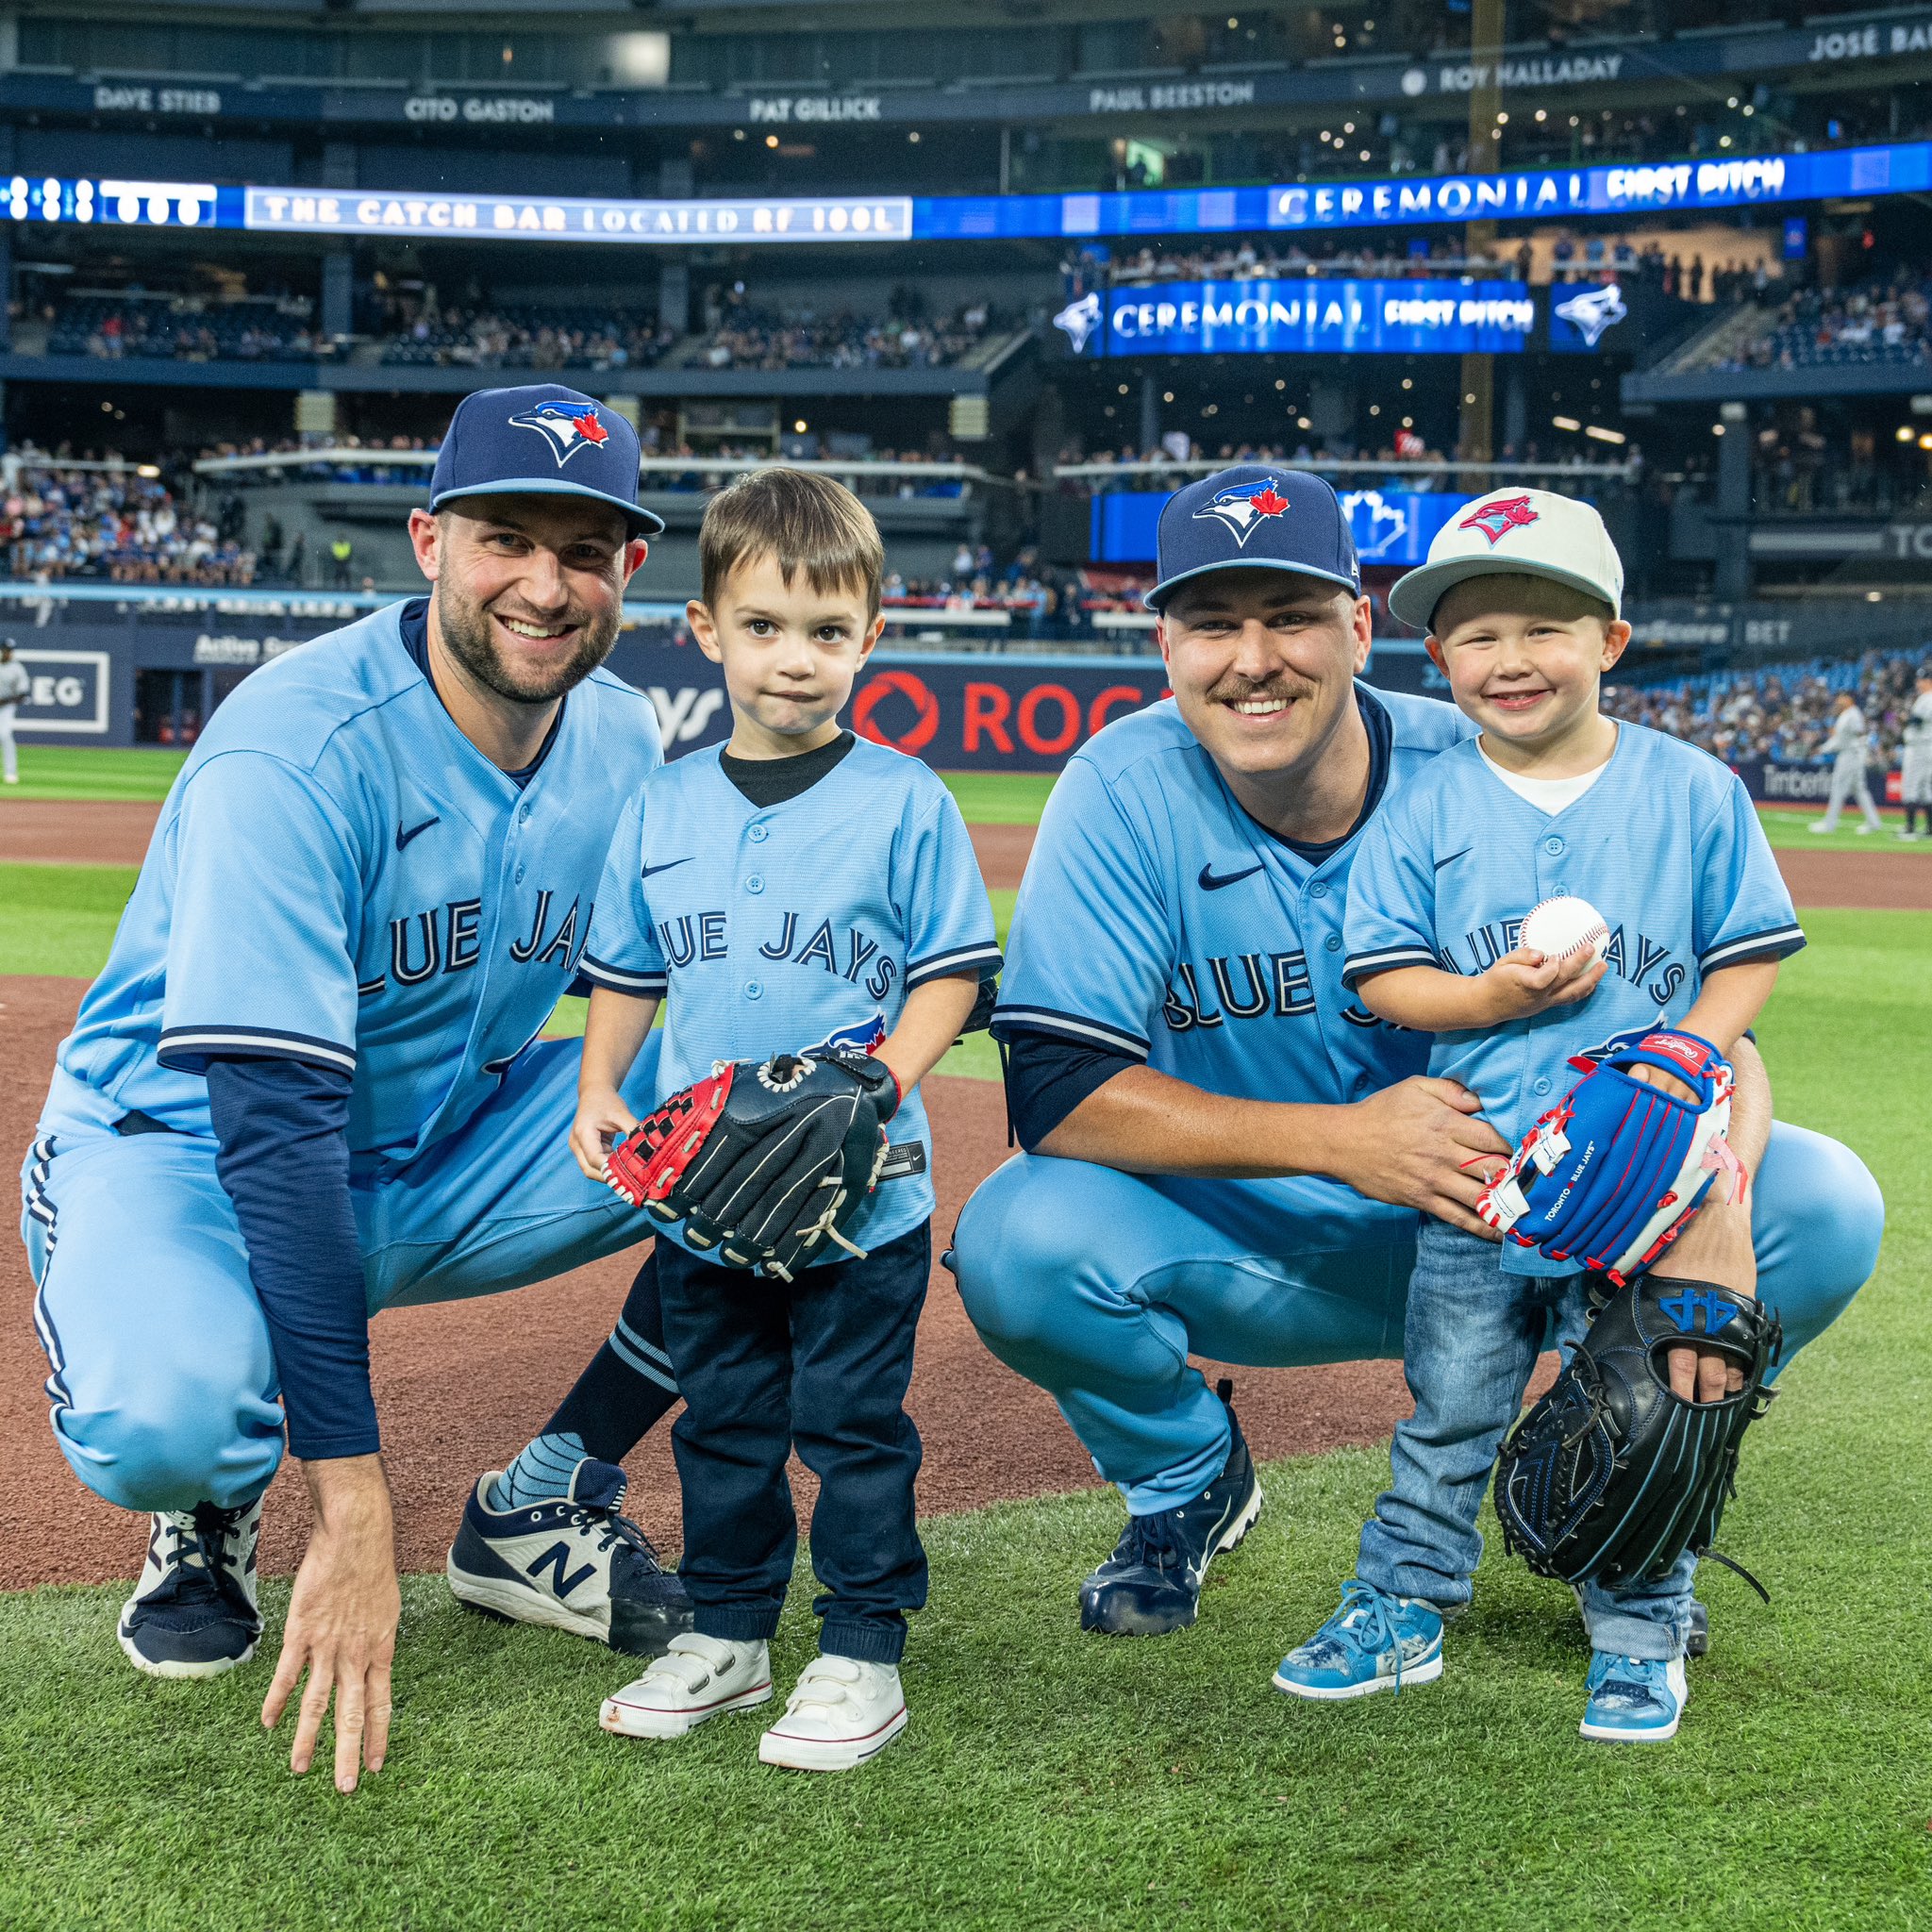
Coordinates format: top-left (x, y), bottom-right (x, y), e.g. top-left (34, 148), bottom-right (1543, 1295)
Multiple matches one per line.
top-left (848, 662), bottom-right (1166, 768)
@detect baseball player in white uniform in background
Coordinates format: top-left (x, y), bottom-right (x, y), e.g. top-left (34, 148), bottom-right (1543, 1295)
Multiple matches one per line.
top-left (1808, 689), bottom-right (1883, 835)
top-left (1899, 668), bottom-right (1932, 840)
top-left (0, 638), bottom-right (30, 783)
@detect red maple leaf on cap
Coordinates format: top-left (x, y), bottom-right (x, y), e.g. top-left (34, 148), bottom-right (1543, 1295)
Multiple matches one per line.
top-left (1249, 485), bottom-right (1289, 517)
top-left (571, 409), bottom-right (609, 446)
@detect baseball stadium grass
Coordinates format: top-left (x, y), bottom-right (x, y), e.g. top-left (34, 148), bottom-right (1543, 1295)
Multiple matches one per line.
top-left (2, 744), bottom-right (189, 802)
top-left (0, 910), bottom-right (1927, 1927)
top-left (1753, 804), bottom-right (1932, 854)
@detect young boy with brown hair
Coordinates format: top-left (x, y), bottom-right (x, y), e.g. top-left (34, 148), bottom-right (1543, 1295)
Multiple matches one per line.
top-left (570, 468), bottom-right (1001, 1771)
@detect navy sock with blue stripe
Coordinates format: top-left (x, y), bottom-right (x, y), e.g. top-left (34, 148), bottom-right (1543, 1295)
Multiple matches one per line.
top-left (493, 1248), bottom-right (679, 1509)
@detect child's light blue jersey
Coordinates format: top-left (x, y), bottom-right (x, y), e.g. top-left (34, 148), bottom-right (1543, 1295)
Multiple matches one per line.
top-left (1343, 722), bottom-right (1804, 1269)
top-left (582, 736), bottom-right (1002, 1261)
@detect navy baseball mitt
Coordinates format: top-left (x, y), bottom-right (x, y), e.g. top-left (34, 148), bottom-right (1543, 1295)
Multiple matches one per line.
top-left (1475, 1026), bottom-right (1746, 1285)
top-left (604, 1049), bottom-right (898, 1281)
top-left (1493, 1274), bottom-right (1781, 1591)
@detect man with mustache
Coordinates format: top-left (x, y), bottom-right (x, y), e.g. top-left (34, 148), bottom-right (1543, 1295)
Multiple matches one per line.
top-left (950, 466), bottom-right (1884, 1641)
top-left (21, 385), bottom-right (694, 1791)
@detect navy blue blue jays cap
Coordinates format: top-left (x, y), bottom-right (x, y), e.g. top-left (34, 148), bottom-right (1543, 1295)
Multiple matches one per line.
top-left (1145, 465), bottom-right (1360, 611)
top-left (429, 383), bottom-right (663, 538)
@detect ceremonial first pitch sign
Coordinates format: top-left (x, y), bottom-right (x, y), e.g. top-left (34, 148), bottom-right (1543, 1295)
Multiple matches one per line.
top-left (1056, 277), bottom-right (1535, 358)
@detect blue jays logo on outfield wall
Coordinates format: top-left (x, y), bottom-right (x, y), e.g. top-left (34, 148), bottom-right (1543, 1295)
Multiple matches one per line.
top-left (1053, 291), bottom-right (1103, 356)
top-left (1550, 281), bottom-right (1630, 352)
top-left (508, 400), bottom-right (613, 464)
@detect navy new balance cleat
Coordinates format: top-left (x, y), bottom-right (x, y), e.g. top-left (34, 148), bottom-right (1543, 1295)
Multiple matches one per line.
top-left (118, 1498), bottom-right (263, 1679)
top-left (447, 1457), bottom-right (692, 1657)
top-left (1079, 1382), bottom-right (1262, 1637)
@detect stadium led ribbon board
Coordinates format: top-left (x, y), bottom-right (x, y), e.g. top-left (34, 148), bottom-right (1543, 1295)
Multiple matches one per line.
top-left (8, 139), bottom-right (1930, 245)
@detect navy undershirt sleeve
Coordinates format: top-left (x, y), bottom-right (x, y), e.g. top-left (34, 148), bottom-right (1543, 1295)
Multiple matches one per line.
top-left (1002, 1026), bottom-right (1135, 1153)
top-left (205, 1057), bottom-right (377, 1461)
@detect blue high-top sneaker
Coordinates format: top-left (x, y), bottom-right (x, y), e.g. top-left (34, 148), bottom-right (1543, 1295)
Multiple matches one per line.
top-left (1579, 1650), bottom-right (1688, 1743)
top-left (1272, 1578), bottom-right (1444, 1700)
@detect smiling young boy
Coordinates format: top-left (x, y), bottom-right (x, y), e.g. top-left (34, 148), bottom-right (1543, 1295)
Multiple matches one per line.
top-left (565, 468), bottom-right (1000, 1772)
top-left (1270, 490), bottom-right (1805, 1743)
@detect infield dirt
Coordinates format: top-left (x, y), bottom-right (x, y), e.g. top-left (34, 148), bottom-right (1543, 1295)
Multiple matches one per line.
top-left (0, 974), bottom-right (1429, 1592)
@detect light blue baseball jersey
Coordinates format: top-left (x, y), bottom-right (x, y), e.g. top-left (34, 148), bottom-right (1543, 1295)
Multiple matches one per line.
top-left (580, 735), bottom-right (1002, 1260)
top-left (1343, 721), bottom-right (1805, 1270)
top-left (55, 600), bottom-right (662, 1159)
top-left (991, 687), bottom-right (1474, 1256)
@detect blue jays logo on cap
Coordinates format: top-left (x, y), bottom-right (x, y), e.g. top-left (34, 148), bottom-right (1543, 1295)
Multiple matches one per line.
top-left (1194, 475), bottom-right (1292, 548)
top-left (509, 398), bottom-right (614, 467)
top-left (1459, 494), bottom-right (1541, 547)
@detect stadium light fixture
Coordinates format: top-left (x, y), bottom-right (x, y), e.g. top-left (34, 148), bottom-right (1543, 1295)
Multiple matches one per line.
top-left (1274, 378), bottom-right (1287, 391)
top-left (793, 419), bottom-right (808, 433)
top-left (1868, 590), bottom-right (1884, 601)
top-left (1297, 416), bottom-right (1312, 428)
top-left (1553, 415), bottom-right (1582, 432)
top-left (765, 134), bottom-right (779, 148)
top-left (908, 132), bottom-right (921, 143)
top-left (1918, 432), bottom-right (1932, 451)
top-left (1898, 425), bottom-right (1917, 441)
top-left (1585, 425), bottom-right (1627, 444)
top-left (1163, 391), bottom-right (1174, 403)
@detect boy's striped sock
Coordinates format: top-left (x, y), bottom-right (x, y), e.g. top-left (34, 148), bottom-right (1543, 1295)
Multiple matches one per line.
top-left (490, 1431), bottom-right (591, 1512)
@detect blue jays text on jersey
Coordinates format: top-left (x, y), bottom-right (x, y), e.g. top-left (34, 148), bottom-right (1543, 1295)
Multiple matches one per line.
top-left (580, 735), bottom-right (1001, 1261)
top-left (1342, 722), bottom-right (1804, 1257)
top-left (991, 688), bottom-right (1473, 1255)
top-left (54, 602), bottom-right (664, 1161)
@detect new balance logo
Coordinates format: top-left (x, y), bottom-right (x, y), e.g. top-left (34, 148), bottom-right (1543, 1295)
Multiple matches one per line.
top-left (526, 1542), bottom-right (597, 1599)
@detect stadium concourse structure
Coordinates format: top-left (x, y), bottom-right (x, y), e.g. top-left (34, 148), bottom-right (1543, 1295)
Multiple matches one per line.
top-left (3, 0), bottom-right (1932, 696)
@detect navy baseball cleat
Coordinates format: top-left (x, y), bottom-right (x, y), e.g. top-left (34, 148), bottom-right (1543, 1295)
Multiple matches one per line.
top-left (118, 1498), bottom-right (263, 1679)
top-left (447, 1457), bottom-right (692, 1657)
top-left (1079, 1382), bottom-right (1262, 1637)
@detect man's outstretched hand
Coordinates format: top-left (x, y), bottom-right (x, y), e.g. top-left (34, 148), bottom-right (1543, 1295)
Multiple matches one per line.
top-left (1334, 1076), bottom-right (1512, 1238)
top-left (262, 1453), bottom-right (399, 1793)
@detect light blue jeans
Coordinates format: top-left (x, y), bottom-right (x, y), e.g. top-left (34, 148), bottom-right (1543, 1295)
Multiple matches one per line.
top-left (1356, 1220), bottom-right (1694, 1659)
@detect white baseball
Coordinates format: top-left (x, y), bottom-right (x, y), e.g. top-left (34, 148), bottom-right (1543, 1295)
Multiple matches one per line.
top-left (1519, 894), bottom-right (1610, 965)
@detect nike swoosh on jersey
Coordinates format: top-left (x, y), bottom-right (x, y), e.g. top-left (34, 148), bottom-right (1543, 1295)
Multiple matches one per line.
top-left (641, 858), bottom-right (692, 877)
top-left (396, 815), bottom-right (441, 850)
top-left (1433, 847), bottom-right (1473, 872)
top-left (1198, 861), bottom-right (1264, 891)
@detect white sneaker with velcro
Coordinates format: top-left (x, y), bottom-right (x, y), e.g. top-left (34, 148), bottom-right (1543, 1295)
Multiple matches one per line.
top-left (599, 1633), bottom-right (774, 1740)
top-left (758, 1655), bottom-right (908, 1773)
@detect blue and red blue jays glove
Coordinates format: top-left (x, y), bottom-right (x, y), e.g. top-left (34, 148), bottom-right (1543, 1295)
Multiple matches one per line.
top-left (1474, 1026), bottom-right (1746, 1284)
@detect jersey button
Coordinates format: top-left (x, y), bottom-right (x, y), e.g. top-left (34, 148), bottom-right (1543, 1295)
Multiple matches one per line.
top-left (514, 864), bottom-right (525, 884)
top-left (1324, 934), bottom-right (1341, 953)
top-left (1309, 880), bottom-right (1328, 899)
top-left (1533, 1076), bottom-right (1552, 1096)
top-left (746, 874), bottom-right (765, 894)
top-left (1542, 835), bottom-right (1565, 857)
top-left (748, 823), bottom-right (770, 844)
top-left (745, 981), bottom-right (764, 1000)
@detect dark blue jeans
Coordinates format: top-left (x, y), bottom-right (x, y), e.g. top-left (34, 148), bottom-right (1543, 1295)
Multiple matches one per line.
top-left (1356, 1220), bottom-right (1695, 1660)
top-left (655, 1223), bottom-right (930, 1665)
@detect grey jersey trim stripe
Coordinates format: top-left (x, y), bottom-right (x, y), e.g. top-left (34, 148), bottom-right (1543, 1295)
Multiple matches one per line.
top-left (1699, 925), bottom-right (1807, 973)
top-left (578, 953), bottom-right (668, 995)
top-left (991, 1005), bottom-right (1151, 1058)
top-left (157, 1025), bottom-right (358, 1074)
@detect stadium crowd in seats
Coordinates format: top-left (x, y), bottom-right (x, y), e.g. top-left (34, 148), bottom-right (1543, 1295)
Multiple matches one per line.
top-left (375, 300), bottom-right (673, 371)
top-left (2, 458), bottom-right (254, 584)
top-left (694, 299), bottom-right (996, 371)
top-left (48, 294), bottom-right (319, 362)
top-left (1607, 647), bottom-right (1932, 765)
top-left (1719, 272), bottom-right (1932, 372)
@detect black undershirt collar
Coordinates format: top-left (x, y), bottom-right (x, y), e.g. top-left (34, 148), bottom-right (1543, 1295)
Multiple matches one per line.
top-left (720, 729), bottom-right (857, 808)
top-left (398, 595), bottom-right (564, 791)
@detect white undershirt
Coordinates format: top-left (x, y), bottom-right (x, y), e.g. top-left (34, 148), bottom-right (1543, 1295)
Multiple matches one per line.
top-left (1476, 737), bottom-right (1614, 816)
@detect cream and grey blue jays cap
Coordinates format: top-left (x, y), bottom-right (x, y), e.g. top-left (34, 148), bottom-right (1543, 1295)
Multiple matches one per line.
top-left (1145, 466), bottom-right (1361, 611)
top-left (429, 383), bottom-right (664, 537)
top-left (1387, 488), bottom-right (1623, 631)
